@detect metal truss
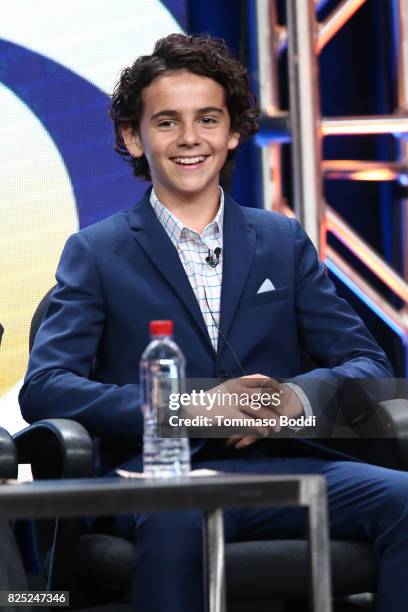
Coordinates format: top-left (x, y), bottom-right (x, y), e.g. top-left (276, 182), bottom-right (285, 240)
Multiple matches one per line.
top-left (254, 0), bottom-right (408, 372)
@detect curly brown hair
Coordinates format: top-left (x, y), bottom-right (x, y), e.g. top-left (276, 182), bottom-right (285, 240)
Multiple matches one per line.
top-left (110, 33), bottom-right (259, 181)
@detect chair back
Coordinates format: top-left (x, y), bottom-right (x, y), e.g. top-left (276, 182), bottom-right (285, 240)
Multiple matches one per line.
top-left (29, 287), bottom-right (56, 352)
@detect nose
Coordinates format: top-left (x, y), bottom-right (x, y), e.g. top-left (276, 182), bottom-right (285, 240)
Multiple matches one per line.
top-left (178, 121), bottom-right (200, 147)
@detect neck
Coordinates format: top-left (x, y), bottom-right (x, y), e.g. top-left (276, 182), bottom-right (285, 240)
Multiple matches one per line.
top-left (153, 184), bottom-right (220, 233)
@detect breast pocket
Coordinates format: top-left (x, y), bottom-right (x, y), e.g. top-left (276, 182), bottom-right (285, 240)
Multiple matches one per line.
top-left (246, 287), bottom-right (289, 308)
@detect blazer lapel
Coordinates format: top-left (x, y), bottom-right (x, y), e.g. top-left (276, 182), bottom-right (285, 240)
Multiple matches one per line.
top-left (219, 195), bottom-right (256, 356)
top-left (128, 190), bottom-right (213, 352)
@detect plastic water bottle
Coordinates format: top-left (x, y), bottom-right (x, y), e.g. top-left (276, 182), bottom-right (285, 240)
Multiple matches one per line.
top-left (140, 320), bottom-right (191, 477)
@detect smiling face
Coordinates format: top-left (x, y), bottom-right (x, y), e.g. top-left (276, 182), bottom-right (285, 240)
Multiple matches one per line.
top-left (122, 70), bottom-right (239, 206)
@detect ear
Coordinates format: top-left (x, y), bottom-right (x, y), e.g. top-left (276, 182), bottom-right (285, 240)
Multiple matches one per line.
top-left (122, 126), bottom-right (144, 158)
top-left (227, 131), bottom-right (240, 151)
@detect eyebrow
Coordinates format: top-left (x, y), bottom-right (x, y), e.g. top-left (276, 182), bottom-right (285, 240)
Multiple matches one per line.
top-left (150, 107), bottom-right (224, 121)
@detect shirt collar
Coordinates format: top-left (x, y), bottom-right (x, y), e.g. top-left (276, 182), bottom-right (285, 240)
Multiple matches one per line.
top-left (150, 187), bottom-right (224, 247)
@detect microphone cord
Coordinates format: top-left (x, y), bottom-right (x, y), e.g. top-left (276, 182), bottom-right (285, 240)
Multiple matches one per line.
top-left (203, 289), bottom-right (247, 377)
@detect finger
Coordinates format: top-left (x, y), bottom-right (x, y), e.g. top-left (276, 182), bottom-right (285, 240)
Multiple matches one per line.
top-left (240, 378), bottom-right (283, 400)
top-left (233, 405), bottom-right (282, 435)
top-left (258, 377), bottom-right (282, 393)
top-left (225, 435), bottom-right (242, 447)
top-left (260, 420), bottom-right (281, 434)
top-left (235, 436), bottom-right (258, 449)
top-left (239, 374), bottom-right (269, 388)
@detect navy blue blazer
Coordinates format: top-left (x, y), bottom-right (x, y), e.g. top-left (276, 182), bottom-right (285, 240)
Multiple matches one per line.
top-left (19, 189), bottom-right (393, 472)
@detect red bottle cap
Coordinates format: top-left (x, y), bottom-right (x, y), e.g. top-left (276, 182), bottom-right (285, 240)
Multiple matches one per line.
top-left (149, 320), bottom-right (174, 336)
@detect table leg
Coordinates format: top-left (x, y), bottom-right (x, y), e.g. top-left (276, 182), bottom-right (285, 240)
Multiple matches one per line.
top-left (302, 477), bottom-right (333, 612)
top-left (203, 508), bottom-right (226, 612)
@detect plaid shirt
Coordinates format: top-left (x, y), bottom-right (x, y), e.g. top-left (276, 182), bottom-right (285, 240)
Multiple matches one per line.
top-left (150, 188), bottom-right (223, 351)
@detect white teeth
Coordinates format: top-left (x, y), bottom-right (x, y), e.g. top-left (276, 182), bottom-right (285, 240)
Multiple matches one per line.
top-left (173, 156), bottom-right (206, 165)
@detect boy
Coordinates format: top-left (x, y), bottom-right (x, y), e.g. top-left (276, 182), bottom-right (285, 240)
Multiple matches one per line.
top-left (20, 34), bottom-right (408, 612)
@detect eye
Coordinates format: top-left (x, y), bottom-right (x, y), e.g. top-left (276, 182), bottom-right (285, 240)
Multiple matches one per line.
top-left (157, 120), bottom-right (176, 128)
top-left (200, 116), bottom-right (218, 125)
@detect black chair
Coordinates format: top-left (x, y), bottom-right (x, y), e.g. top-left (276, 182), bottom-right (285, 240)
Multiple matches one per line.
top-left (0, 324), bottom-right (18, 481)
top-left (0, 325), bottom-right (32, 606)
top-left (0, 426), bottom-right (32, 611)
top-left (0, 426), bottom-right (18, 481)
top-left (14, 289), bottom-right (408, 610)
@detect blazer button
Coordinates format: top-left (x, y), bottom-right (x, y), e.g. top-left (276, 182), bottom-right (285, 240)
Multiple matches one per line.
top-left (218, 369), bottom-right (228, 379)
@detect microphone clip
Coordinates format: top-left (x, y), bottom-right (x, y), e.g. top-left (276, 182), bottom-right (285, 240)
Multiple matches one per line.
top-left (206, 247), bottom-right (222, 268)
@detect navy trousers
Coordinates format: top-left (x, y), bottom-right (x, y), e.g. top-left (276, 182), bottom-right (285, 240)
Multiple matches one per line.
top-left (114, 449), bottom-right (408, 612)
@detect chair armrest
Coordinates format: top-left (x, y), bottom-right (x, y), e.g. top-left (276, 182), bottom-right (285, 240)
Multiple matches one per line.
top-left (376, 399), bottom-right (408, 468)
top-left (377, 399), bottom-right (408, 435)
top-left (0, 426), bottom-right (17, 479)
top-left (14, 419), bottom-right (94, 479)
top-left (14, 420), bottom-right (94, 595)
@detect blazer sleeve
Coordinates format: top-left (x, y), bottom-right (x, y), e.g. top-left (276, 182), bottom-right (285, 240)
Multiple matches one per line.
top-left (287, 219), bottom-right (394, 430)
top-left (19, 232), bottom-right (144, 441)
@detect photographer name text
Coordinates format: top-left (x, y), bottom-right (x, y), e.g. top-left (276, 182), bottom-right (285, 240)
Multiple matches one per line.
top-left (168, 414), bottom-right (316, 428)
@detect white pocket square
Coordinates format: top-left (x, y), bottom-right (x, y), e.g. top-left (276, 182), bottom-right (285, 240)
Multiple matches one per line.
top-left (257, 278), bottom-right (275, 294)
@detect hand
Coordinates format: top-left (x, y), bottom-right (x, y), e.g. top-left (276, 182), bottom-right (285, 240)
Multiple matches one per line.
top-left (223, 374), bottom-right (282, 449)
top-left (226, 377), bottom-right (305, 448)
top-left (175, 376), bottom-right (266, 439)
top-left (238, 378), bottom-right (304, 421)
top-left (181, 375), bottom-right (280, 441)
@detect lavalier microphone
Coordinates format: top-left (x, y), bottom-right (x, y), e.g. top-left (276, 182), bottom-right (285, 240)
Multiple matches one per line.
top-left (205, 247), bottom-right (222, 268)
